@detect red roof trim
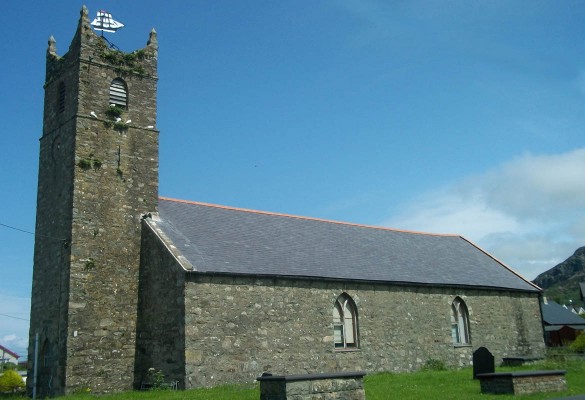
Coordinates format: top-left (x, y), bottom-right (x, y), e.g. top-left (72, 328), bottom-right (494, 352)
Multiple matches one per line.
top-left (459, 236), bottom-right (542, 291)
top-left (159, 196), bottom-right (460, 238)
top-left (0, 344), bottom-right (19, 359)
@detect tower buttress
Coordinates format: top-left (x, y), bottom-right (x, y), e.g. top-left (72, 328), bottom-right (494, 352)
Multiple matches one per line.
top-left (28, 6), bottom-right (159, 396)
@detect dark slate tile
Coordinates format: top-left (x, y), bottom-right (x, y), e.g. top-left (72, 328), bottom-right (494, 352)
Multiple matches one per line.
top-left (156, 198), bottom-right (539, 292)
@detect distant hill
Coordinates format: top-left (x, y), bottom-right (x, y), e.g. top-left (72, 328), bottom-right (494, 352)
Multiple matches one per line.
top-left (532, 246), bottom-right (585, 306)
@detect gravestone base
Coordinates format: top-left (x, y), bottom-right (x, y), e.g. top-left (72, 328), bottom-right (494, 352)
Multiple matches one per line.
top-left (477, 370), bottom-right (567, 395)
top-left (257, 371), bottom-right (366, 400)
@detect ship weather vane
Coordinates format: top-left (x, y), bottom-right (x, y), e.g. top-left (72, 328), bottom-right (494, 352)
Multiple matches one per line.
top-left (90, 10), bottom-right (124, 50)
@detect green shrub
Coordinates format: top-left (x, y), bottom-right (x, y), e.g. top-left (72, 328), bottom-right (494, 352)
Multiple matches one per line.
top-left (420, 358), bottom-right (446, 371)
top-left (146, 368), bottom-right (165, 390)
top-left (84, 258), bottom-right (96, 271)
top-left (570, 332), bottom-right (585, 352)
top-left (114, 121), bottom-right (129, 132)
top-left (0, 362), bottom-right (16, 371)
top-left (0, 369), bottom-right (25, 393)
top-left (97, 41), bottom-right (147, 75)
top-left (77, 159), bottom-right (92, 170)
top-left (105, 105), bottom-right (126, 119)
top-left (73, 387), bottom-right (92, 395)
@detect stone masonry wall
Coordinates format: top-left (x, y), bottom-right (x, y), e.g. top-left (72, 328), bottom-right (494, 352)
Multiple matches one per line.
top-left (135, 221), bottom-right (186, 389)
top-left (28, 117), bottom-right (76, 398)
top-left (64, 16), bottom-right (158, 393)
top-left (479, 373), bottom-right (567, 395)
top-left (28, 16), bottom-right (84, 399)
top-left (177, 273), bottom-right (544, 388)
top-left (29, 6), bottom-right (159, 396)
top-left (512, 374), bottom-right (567, 395)
top-left (135, 219), bottom-right (545, 389)
top-left (259, 374), bottom-right (366, 400)
top-left (284, 377), bottom-right (365, 400)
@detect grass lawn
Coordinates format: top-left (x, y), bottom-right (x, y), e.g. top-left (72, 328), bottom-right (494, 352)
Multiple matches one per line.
top-left (0, 384), bottom-right (260, 400)
top-left (4, 356), bottom-right (583, 399)
top-left (365, 356), bottom-right (585, 400)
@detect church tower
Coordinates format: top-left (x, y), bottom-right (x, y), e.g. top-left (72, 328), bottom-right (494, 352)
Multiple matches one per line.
top-left (28, 7), bottom-right (158, 396)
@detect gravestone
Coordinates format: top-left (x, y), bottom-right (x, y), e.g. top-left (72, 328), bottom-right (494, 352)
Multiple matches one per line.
top-left (473, 347), bottom-right (495, 379)
top-left (257, 371), bottom-right (366, 400)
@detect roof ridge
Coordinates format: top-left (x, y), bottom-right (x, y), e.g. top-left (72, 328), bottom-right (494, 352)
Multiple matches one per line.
top-left (158, 196), bottom-right (461, 237)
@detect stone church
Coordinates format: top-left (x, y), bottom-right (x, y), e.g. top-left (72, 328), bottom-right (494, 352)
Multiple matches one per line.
top-left (28, 7), bottom-right (545, 397)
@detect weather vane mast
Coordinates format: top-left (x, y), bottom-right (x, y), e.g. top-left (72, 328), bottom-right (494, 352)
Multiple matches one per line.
top-left (90, 10), bottom-right (124, 49)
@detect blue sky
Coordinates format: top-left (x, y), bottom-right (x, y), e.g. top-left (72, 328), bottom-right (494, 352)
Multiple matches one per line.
top-left (1, 1), bottom-right (584, 358)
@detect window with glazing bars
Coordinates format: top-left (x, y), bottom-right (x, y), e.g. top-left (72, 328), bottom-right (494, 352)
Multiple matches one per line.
top-left (333, 293), bottom-right (358, 349)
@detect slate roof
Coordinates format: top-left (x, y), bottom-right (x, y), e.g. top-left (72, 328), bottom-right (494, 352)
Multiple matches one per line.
top-left (541, 300), bottom-right (585, 326)
top-left (151, 197), bottom-right (540, 292)
top-left (544, 325), bottom-right (585, 332)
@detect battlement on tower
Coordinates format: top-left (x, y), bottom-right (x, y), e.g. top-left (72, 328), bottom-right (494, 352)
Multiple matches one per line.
top-left (45, 6), bottom-right (157, 86)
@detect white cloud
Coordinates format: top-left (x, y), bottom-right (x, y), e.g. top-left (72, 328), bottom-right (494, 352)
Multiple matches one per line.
top-left (384, 147), bottom-right (585, 280)
top-left (1, 334), bottom-right (28, 355)
top-left (385, 190), bottom-right (519, 238)
top-left (480, 148), bottom-right (585, 220)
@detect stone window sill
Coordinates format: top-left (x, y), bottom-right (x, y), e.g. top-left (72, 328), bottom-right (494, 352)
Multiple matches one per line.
top-left (335, 347), bottom-right (361, 353)
top-left (453, 343), bottom-right (472, 348)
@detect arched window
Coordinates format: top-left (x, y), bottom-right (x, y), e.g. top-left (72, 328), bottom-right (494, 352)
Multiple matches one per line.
top-left (58, 81), bottom-right (66, 114)
top-left (333, 293), bottom-right (358, 349)
top-left (41, 338), bottom-right (51, 367)
top-left (451, 297), bottom-right (470, 345)
top-left (109, 78), bottom-right (128, 109)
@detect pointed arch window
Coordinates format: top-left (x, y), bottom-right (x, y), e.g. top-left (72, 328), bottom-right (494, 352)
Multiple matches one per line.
top-left (451, 297), bottom-right (471, 345)
top-left (333, 293), bottom-right (358, 349)
top-left (41, 338), bottom-right (52, 368)
top-left (109, 78), bottom-right (128, 109)
top-left (58, 81), bottom-right (66, 114)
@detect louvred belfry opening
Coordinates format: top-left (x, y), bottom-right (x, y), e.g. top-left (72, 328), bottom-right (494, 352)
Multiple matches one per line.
top-left (109, 78), bottom-right (128, 109)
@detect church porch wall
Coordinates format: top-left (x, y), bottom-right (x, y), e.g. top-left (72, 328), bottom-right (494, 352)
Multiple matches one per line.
top-left (183, 275), bottom-right (544, 388)
top-left (134, 221), bottom-right (186, 389)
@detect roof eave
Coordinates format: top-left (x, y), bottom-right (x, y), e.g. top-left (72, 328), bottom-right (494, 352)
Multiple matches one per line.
top-left (142, 214), bottom-right (195, 272)
top-left (184, 270), bottom-right (541, 293)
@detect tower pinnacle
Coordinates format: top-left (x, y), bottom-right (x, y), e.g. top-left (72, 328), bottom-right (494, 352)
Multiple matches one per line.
top-left (47, 36), bottom-right (57, 57)
top-left (148, 28), bottom-right (158, 49)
